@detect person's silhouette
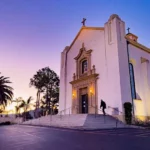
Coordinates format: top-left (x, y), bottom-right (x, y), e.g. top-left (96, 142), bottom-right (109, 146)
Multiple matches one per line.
top-left (100, 100), bottom-right (106, 115)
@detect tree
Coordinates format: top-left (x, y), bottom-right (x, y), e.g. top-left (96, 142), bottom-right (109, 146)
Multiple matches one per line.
top-left (30, 67), bottom-right (60, 115)
top-left (43, 87), bottom-right (59, 114)
top-left (19, 97), bottom-right (33, 121)
top-left (12, 97), bottom-right (22, 117)
top-left (0, 74), bottom-right (13, 108)
top-left (30, 71), bottom-right (45, 117)
top-left (124, 102), bottom-right (132, 124)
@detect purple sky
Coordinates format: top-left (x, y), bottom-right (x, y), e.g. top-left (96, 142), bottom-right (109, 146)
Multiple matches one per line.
top-left (0, 0), bottom-right (150, 100)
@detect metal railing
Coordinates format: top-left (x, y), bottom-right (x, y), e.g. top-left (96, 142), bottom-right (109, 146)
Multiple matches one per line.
top-left (107, 106), bottom-right (125, 127)
top-left (107, 106), bottom-right (144, 126)
top-left (90, 105), bottom-right (122, 127)
top-left (58, 105), bottom-right (79, 119)
top-left (15, 104), bottom-right (143, 128)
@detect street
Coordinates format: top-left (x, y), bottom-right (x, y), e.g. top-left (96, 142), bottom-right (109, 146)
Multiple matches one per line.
top-left (0, 125), bottom-right (150, 150)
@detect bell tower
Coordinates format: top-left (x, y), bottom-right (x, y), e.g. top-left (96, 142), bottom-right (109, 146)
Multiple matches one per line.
top-left (104, 14), bottom-right (132, 113)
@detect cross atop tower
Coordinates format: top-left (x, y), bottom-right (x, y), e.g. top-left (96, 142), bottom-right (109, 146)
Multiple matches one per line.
top-left (127, 27), bottom-right (130, 34)
top-left (81, 18), bottom-right (86, 26)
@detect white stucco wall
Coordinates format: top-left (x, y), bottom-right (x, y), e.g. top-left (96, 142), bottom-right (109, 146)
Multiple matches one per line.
top-left (63, 17), bottom-right (129, 115)
top-left (59, 14), bottom-right (149, 118)
top-left (129, 44), bottom-right (150, 116)
top-left (60, 15), bottom-right (132, 115)
top-left (103, 17), bottom-right (132, 115)
top-left (66, 29), bottom-right (105, 114)
top-left (59, 48), bottom-right (68, 113)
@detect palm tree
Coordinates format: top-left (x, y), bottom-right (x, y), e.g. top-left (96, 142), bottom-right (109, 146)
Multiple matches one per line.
top-left (12, 97), bottom-right (22, 116)
top-left (12, 97), bottom-right (23, 116)
top-left (0, 74), bottom-right (13, 108)
top-left (19, 97), bottom-right (33, 121)
top-left (15, 106), bottom-right (19, 116)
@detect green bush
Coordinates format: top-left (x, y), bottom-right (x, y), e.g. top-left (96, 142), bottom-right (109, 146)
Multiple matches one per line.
top-left (0, 121), bottom-right (11, 126)
top-left (124, 102), bottom-right (132, 124)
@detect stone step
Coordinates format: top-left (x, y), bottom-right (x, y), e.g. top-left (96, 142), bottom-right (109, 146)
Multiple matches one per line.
top-left (22, 114), bottom-right (126, 129)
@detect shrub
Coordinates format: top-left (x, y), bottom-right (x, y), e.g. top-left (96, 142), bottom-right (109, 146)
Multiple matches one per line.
top-left (0, 121), bottom-right (11, 126)
top-left (124, 102), bottom-right (132, 124)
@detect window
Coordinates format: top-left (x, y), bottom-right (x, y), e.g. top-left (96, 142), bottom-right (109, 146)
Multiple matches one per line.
top-left (129, 63), bottom-right (136, 99)
top-left (81, 60), bottom-right (88, 74)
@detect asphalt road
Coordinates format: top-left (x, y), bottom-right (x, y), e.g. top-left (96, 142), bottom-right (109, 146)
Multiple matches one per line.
top-left (0, 125), bottom-right (150, 150)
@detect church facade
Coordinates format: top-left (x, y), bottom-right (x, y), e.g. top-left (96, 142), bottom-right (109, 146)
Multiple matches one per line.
top-left (59, 14), bottom-right (150, 120)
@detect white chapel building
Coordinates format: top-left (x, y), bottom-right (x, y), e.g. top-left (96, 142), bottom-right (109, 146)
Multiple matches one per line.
top-left (59, 14), bottom-right (150, 120)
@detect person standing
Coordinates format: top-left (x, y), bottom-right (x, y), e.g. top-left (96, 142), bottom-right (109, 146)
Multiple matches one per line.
top-left (100, 100), bottom-right (106, 115)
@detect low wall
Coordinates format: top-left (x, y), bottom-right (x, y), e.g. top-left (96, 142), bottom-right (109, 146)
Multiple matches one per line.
top-left (0, 117), bottom-right (23, 124)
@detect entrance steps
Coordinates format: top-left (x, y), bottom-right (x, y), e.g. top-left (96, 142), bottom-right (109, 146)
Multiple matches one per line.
top-left (22, 114), bottom-right (130, 129)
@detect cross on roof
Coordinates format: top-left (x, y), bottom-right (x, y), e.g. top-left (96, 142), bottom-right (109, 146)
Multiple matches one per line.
top-left (81, 18), bottom-right (86, 26)
top-left (127, 27), bottom-right (130, 34)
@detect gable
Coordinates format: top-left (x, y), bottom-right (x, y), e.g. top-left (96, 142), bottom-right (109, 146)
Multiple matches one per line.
top-left (66, 26), bottom-right (104, 54)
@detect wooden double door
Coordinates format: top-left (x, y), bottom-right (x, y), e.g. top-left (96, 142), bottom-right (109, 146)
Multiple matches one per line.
top-left (81, 94), bottom-right (88, 114)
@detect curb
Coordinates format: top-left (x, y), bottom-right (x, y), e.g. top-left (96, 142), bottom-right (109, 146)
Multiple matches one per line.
top-left (18, 123), bottom-right (147, 131)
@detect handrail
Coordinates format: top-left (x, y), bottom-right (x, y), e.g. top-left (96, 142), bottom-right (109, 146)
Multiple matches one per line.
top-left (107, 105), bottom-right (143, 125)
top-left (59, 105), bottom-right (79, 114)
top-left (90, 105), bottom-right (109, 115)
top-left (58, 105), bottom-right (79, 118)
top-left (90, 105), bottom-right (121, 127)
top-left (108, 106), bottom-right (123, 114)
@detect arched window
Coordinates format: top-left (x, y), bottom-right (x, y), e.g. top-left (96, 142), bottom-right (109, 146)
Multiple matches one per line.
top-left (81, 60), bottom-right (88, 74)
top-left (129, 63), bottom-right (136, 99)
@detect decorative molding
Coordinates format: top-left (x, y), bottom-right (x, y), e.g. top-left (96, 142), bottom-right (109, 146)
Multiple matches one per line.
top-left (126, 33), bottom-right (138, 38)
top-left (74, 43), bottom-right (93, 78)
top-left (141, 57), bottom-right (149, 63)
top-left (70, 52), bottom-right (99, 114)
top-left (74, 45), bottom-right (92, 61)
top-left (70, 72), bottom-right (99, 114)
top-left (70, 73), bottom-right (99, 85)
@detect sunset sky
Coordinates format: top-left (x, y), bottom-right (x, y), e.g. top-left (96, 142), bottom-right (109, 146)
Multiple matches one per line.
top-left (0, 0), bottom-right (150, 102)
